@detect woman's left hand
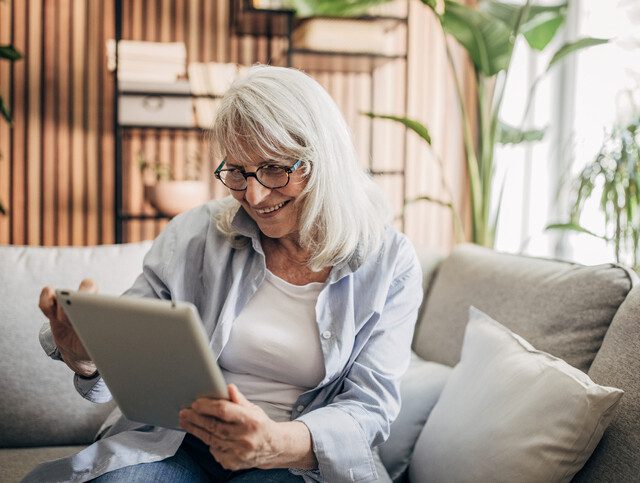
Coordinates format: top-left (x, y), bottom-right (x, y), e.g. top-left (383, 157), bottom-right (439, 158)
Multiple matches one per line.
top-left (179, 384), bottom-right (283, 471)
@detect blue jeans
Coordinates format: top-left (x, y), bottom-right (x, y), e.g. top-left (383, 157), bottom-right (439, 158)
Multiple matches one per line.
top-left (93, 434), bottom-right (304, 482)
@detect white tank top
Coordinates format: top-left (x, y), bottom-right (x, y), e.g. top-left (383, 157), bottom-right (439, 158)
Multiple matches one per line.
top-left (218, 269), bottom-right (326, 422)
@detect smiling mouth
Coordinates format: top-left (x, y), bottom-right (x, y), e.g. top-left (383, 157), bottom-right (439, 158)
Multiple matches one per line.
top-left (254, 200), bottom-right (289, 215)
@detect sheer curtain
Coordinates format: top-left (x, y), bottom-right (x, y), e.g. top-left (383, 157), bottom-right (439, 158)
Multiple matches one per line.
top-left (494, 0), bottom-right (640, 266)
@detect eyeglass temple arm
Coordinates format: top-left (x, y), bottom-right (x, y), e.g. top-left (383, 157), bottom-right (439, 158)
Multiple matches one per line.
top-left (214, 160), bottom-right (226, 174)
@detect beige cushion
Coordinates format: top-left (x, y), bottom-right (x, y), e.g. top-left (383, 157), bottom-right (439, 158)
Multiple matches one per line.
top-left (409, 307), bottom-right (623, 483)
top-left (0, 446), bottom-right (86, 483)
top-left (0, 242), bottom-right (151, 447)
top-left (573, 285), bottom-right (640, 481)
top-left (413, 244), bottom-right (636, 372)
top-left (378, 353), bottom-right (451, 480)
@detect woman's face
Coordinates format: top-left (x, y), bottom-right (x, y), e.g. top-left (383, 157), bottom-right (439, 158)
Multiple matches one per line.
top-left (225, 153), bottom-right (307, 241)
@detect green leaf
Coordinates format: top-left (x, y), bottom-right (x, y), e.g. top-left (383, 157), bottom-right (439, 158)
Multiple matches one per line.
top-left (522, 11), bottom-right (565, 50)
top-left (419, 0), bottom-right (441, 14)
top-left (291, 0), bottom-right (390, 17)
top-left (0, 44), bottom-right (21, 61)
top-left (479, 1), bottom-right (566, 32)
top-left (439, 0), bottom-right (513, 76)
top-left (547, 37), bottom-right (609, 72)
top-left (0, 96), bottom-right (11, 124)
top-left (497, 121), bottom-right (545, 144)
top-left (545, 222), bottom-right (608, 240)
top-left (363, 112), bottom-right (432, 145)
top-left (406, 195), bottom-right (452, 209)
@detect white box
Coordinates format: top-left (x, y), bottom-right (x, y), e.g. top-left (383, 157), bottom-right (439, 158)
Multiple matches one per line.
top-left (119, 94), bottom-right (194, 128)
top-left (292, 18), bottom-right (401, 56)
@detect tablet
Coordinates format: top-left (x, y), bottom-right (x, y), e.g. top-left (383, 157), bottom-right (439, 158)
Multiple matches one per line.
top-left (56, 290), bottom-right (228, 430)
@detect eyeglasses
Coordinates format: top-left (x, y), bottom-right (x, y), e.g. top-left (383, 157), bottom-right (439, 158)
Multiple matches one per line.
top-left (214, 159), bottom-right (302, 191)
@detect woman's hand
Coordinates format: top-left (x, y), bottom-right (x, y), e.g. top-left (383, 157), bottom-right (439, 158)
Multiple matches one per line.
top-left (38, 279), bottom-right (98, 377)
top-left (179, 384), bottom-right (288, 471)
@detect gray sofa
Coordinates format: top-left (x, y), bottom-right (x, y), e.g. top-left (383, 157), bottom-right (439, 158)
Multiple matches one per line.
top-left (1, 242), bottom-right (638, 482)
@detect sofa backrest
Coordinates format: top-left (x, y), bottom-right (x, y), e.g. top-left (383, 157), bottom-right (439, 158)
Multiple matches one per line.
top-left (573, 284), bottom-right (640, 481)
top-left (0, 242), bottom-right (151, 448)
top-left (413, 243), bottom-right (636, 373)
top-left (412, 243), bottom-right (639, 480)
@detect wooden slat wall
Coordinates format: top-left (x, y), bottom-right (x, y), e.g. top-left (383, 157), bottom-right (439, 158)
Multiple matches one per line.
top-left (0, 0), bottom-right (472, 251)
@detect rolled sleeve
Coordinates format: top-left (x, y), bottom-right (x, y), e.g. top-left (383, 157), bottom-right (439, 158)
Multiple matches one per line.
top-left (39, 321), bottom-right (61, 360)
top-left (296, 406), bottom-right (378, 482)
top-left (296, 240), bottom-right (423, 482)
top-left (74, 372), bottom-right (113, 403)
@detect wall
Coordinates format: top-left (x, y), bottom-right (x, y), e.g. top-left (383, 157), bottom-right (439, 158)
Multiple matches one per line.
top-left (0, 0), bottom-right (472, 250)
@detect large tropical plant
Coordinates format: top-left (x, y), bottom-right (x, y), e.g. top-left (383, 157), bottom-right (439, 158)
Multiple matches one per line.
top-left (547, 112), bottom-right (640, 271)
top-left (296, 0), bottom-right (608, 247)
top-left (0, 43), bottom-right (22, 216)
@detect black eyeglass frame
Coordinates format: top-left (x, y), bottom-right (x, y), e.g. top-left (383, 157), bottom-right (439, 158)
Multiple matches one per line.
top-left (214, 159), bottom-right (303, 191)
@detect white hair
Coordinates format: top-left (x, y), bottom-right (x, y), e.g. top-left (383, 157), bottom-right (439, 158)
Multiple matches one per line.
top-left (210, 65), bottom-right (391, 271)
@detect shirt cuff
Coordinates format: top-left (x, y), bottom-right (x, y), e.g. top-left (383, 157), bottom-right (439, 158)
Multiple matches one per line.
top-left (74, 372), bottom-right (112, 403)
top-left (296, 406), bottom-right (378, 483)
top-left (39, 322), bottom-right (63, 360)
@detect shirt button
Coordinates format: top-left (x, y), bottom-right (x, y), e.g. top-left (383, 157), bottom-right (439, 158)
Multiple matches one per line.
top-left (322, 330), bottom-right (331, 339)
top-left (297, 405), bottom-right (305, 412)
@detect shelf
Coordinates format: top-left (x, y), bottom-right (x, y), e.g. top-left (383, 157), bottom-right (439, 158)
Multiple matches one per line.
top-left (118, 91), bottom-right (222, 99)
top-left (289, 49), bottom-right (406, 73)
top-left (119, 125), bottom-right (207, 132)
top-left (369, 169), bottom-right (405, 176)
top-left (295, 15), bottom-right (407, 26)
top-left (119, 213), bottom-right (172, 220)
top-left (232, 0), bottom-right (294, 37)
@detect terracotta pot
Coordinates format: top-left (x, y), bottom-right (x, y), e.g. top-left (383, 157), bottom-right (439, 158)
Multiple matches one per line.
top-left (145, 181), bottom-right (210, 217)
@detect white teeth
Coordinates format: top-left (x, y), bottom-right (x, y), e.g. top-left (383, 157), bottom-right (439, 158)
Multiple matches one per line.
top-left (256, 201), bottom-right (287, 214)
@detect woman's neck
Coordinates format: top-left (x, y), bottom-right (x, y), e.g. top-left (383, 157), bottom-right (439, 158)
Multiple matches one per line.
top-left (261, 234), bottom-right (330, 285)
top-left (262, 234), bottom-right (310, 265)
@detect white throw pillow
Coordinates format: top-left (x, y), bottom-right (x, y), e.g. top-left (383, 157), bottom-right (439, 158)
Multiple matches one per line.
top-left (409, 306), bottom-right (623, 483)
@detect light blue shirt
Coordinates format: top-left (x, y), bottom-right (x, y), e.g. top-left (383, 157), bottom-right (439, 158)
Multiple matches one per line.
top-left (27, 200), bottom-right (423, 483)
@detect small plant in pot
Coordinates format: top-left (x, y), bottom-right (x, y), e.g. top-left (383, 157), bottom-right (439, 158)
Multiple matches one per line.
top-left (139, 151), bottom-right (210, 217)
top-left (547, 106), bottom-right (640, 271)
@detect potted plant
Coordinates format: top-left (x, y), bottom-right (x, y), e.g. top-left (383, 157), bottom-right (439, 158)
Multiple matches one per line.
top-left (547, 109), bottom-right (640, 271)
top-left (139, 151), bottom-right (210, 217)
top-left (0, 43), bottom-right (22, 216)
top-left (305, 0), bottom-right (608, 247)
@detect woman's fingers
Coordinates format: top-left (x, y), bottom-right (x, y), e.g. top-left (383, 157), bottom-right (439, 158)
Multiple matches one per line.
top-left (180, 409), bottom-right (241, 439)
top-left (38, 286), bottom-right (57, 321)
top-left (78, 278), bottom-right (98, 293)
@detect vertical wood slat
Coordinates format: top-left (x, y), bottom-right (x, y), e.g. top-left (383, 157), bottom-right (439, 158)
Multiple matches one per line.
top-left (56, 0), bottom-right (71, 246)
top-left (42, 0), bottom-right (57, 246)
top-left (27, 0), bottom-right (42, 245)
top-left (101, 0), bottom-right (116, 245)
top-left (0, 0), bottom-right (12, 244)
top-left (86, 0), bottom-right (100, 245)
top-left (71, 0), bottom-right (85, 245)
top-left (1, 0), bottom-right (470, 252)
top-left (11, 0), bottom-right (26, 244)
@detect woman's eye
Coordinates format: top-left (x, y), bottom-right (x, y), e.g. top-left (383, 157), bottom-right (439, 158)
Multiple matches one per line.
top-left (262, 165), bottom-right (284, 174)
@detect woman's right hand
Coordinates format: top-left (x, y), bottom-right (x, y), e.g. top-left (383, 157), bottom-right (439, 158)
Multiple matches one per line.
top-left (39, 279), bottom-right (99, 377)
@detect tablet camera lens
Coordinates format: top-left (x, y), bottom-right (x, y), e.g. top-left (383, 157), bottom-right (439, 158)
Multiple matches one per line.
top-left (66, 300), bottom-right (71, 305)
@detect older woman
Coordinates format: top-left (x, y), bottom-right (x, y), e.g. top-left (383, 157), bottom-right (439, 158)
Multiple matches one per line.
top-left (30, 66), bottom-right (422, 483)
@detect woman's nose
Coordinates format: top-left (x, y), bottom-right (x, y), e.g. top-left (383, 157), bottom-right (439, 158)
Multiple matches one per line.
top-left (244, 177), bottom-right (271, 206)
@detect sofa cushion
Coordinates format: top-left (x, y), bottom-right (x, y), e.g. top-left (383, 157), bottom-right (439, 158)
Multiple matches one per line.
top-left (378, 353), bottom-right (451, 481)
top-left (412, 243), bottom-right (636, 372)
top-left (0, 445), bottom-right (86, 483)
top-left (573, 284), bottom-right (640, 482)
top-left (0, 242), bottom-right (151, 447)
top-left (409, 307), bottom-right (623, 483)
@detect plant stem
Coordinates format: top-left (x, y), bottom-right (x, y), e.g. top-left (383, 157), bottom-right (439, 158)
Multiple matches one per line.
top-left (444, 34), bottom-right (481, 243)
top-left (484, 0), bottom-right (532, 246)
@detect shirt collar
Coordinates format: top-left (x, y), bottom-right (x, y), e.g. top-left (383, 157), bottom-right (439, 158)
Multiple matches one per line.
top-left (230, 206), bottom-right (261, 241)
top-left (230, 205), bottom-right (362, 282)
